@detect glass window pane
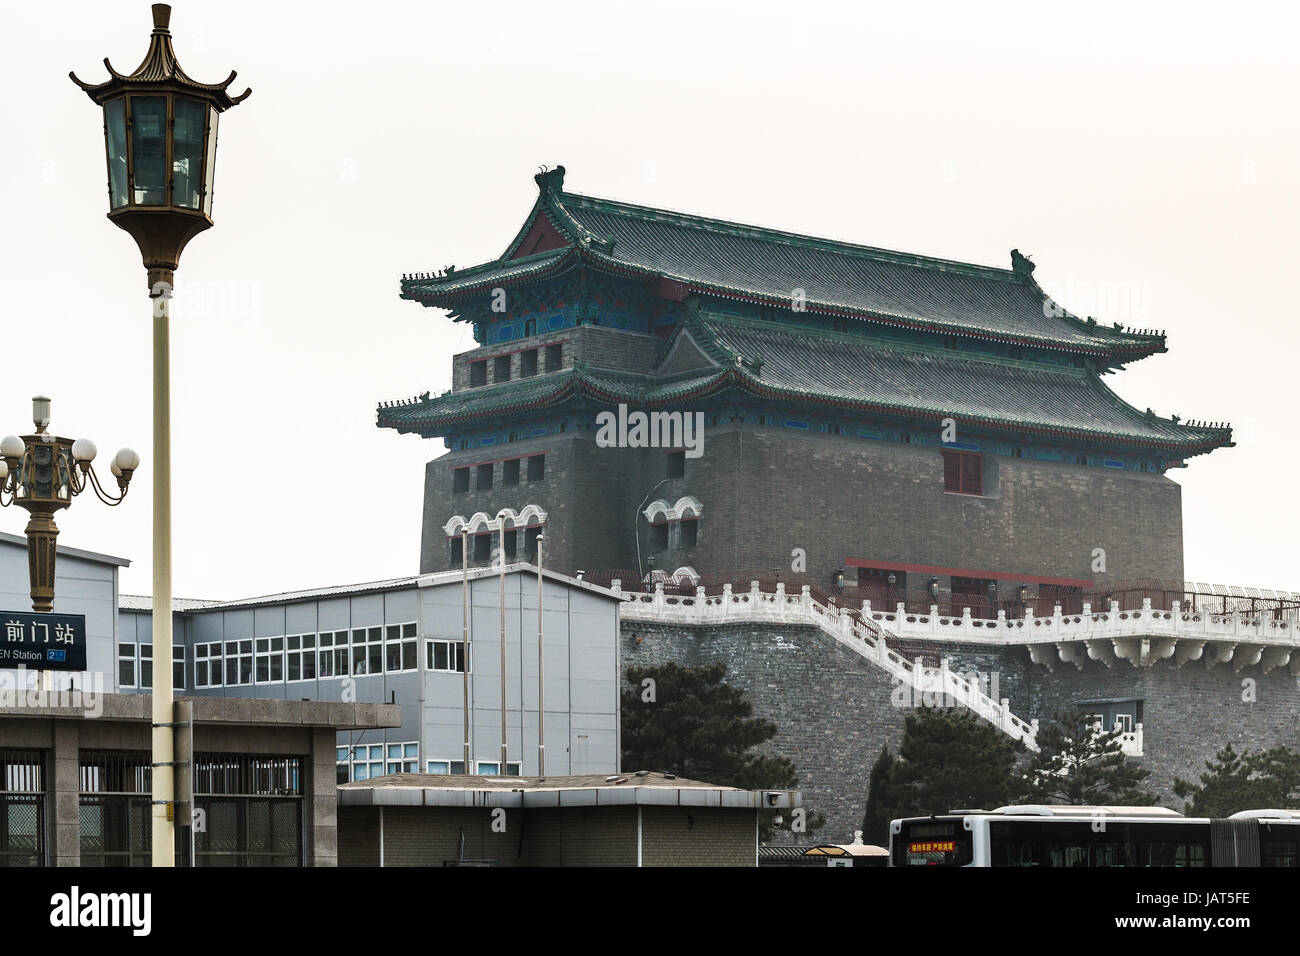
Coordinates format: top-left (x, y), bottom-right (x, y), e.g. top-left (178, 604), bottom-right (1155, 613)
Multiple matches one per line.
top-left (404, 744), bottom-right (418, 758)
top-left (172, 98), bottom-right (205, 209)
top-left (130, 96), bottom-right (167, 205)
top-left (203, 106), bottom-right (219, 216)
top-left (104, 98), bottom-right (128, 208)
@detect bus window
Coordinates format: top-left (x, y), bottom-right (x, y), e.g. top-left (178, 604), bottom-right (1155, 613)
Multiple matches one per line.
top-left (1260, 827), bottom-right (1299, 867)
top-left (990, 821), bottom-right (1208, 867)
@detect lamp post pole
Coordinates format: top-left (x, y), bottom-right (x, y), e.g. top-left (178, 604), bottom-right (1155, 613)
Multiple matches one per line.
top-left (461, 527), bottom-right (470, 775)
top-left (150, 286), bottom-right (174, 866)
top-left (537, 533), bottom-right (545, 776)
top-left (71, 3), bottom-right (250, 866)
top-left (499, 518), bottom-right (507, 774)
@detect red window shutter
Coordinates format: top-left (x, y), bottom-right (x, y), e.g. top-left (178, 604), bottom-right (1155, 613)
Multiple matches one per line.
top-left (942, 451), bottom-right (961, 492)
top-left (961, 453), bottom-right (983, 495)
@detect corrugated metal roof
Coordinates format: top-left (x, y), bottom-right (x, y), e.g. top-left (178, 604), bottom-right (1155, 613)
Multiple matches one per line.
top-left (119, 564), bottom-right (624, 613)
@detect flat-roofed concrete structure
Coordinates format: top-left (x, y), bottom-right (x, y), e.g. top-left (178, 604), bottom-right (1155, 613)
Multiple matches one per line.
top-left (0, 693), bottom-right (399, 867)
top-left (338, 771), bottom-right (799, 867)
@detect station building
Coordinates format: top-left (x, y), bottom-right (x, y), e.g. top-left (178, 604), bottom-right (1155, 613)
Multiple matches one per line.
top-left (116, 565), bottom-right (622, 782)
top-left (0, 533), bottom-right (400, 866)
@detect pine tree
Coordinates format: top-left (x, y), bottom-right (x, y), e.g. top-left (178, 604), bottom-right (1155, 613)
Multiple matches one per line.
top-left (887, 708), bottom-right (1024, 815)
top-left (1017, 711), bottom-right (1157, 806)
top-left (1173, 743), bottom-right (1300, 816)
top-left (860, 745), bottom-right (897, 847)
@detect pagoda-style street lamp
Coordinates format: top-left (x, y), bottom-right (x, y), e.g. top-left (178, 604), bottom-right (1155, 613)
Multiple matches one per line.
top-left (70, 3), bottom-right (249, 869)
top-left (0, 397), bottom-right (137, 612)
top-left (70, 3), bottom-right (250, 292)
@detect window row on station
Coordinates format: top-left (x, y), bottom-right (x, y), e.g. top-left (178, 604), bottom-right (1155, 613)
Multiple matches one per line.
top-left (335, 740), bottom-right (520, 783)
top-left (118, 626), bottom-right (473, 690)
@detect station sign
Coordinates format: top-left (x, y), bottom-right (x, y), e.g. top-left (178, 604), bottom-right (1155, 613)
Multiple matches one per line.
top-left (0, 611), bottom-right (88, 671)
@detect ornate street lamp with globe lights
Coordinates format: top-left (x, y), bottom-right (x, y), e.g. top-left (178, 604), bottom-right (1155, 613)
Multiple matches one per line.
top-left (0, 397), bottom-right (137, 612)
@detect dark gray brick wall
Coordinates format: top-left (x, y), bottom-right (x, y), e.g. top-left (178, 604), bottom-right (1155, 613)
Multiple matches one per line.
top-left (678, 424), bottom-right (1183, 586)
top-left (620, 622), bottom-right (1300, 844)
top-left (622, 620), bottom-right (905, 844)
top-left (422, 420), bottom-right (1184, 585)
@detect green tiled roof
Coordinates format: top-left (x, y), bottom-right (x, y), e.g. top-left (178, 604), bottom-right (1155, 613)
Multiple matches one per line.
top-left (689, 315), bottom-right (1230, 455)
top-left (377, 365), bottom-right (726, 435)
top-left (400, 167), bottom-right (1166, 363)
top-left (377, 314), bottom-right (1232, 458)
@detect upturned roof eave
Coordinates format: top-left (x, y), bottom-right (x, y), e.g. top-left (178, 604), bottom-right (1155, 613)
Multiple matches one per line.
top-left (376, 365), bottom-right (1231, 457)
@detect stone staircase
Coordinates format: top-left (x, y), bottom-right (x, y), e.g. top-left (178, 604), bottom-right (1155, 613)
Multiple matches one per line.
top-left (613, 579), bottom-right (1040, 751)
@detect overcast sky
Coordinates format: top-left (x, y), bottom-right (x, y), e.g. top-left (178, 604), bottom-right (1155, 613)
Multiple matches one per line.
top-left (0, 0), bottom-right (1296, 599)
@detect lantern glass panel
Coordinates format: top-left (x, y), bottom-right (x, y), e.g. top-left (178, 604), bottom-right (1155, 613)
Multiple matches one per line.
top-left (203, 106), bottom-right (219, 217)
top-left (173, 97), bottom-right (207, 210)
top-left (104, 98), bottom-right (128, 210)
top-left (130, 96), bottom-right (167, 205)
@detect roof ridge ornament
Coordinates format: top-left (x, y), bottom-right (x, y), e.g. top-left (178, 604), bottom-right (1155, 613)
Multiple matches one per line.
top-left (534, 165), bottom-right (566, 193)
top-left (1010, 248), bottom-right (1036, 277)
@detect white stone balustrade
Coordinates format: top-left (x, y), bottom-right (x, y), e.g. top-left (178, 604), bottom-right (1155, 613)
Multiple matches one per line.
top-left (859, 598), bottom-right (1300, 676)
top-left (613, 580), bottom-right (1041, 751)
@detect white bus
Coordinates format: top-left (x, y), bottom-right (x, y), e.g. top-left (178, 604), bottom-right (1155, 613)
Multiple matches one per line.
top-left (889, 806), bottom-right (1300, 867)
